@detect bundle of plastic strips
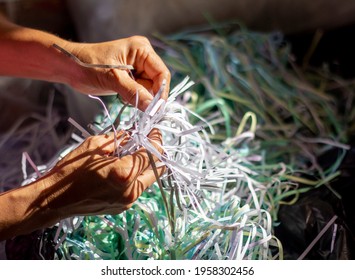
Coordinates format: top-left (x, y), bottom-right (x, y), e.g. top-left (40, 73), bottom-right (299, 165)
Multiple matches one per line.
top-left (20, 76), bottom-right (284, 260)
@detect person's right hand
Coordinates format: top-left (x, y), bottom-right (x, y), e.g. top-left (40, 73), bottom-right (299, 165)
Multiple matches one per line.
top-left (60, 36), bottom-right (171, 111)
top-left (0, 13), bottom-right (170, 111)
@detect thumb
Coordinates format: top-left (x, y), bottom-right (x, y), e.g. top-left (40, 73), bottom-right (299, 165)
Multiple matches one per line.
top-left (112, 69), bottom-right (153, 111)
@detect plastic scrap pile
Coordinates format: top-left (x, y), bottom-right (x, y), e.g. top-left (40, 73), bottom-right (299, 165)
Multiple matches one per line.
top-left (4, 25), bottom-right (355, 260)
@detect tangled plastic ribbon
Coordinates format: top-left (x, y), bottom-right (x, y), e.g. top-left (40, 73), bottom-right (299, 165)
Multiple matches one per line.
top-left (22, 77), bottom-right (281, 260)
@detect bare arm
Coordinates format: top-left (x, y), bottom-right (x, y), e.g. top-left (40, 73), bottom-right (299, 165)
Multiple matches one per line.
top-left (0, 14), bottom-right (170, 110)
top-left (0, 129), bottom-right (164, 241)
top-left (0, 13), bottom-right (75, 84)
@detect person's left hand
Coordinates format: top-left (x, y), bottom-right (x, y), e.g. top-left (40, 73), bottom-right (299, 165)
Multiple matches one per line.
top-left (0, 128), bottom-right (165, 241)
top-left (39, 128), bottom-right (165, 218)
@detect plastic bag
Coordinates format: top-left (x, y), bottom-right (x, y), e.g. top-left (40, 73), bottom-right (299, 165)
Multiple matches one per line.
top-left (276, 146), bottom-right (355, 259)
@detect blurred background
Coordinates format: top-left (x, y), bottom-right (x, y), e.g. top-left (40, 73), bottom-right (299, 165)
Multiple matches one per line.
top-left (1, 0), bottom-right (355, 75)
top-left (1, 0), bottom-right (355, 38)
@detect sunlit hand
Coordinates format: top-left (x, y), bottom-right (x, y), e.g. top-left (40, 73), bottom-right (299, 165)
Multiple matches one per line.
top-left (62, 36), bottom-right (171, 111)
top-left (0, 129), bottom-right (165, 241)
top-left (41, 128), bottom-right (165, 218)
top-left (0, 15), bottom-right (170, 111)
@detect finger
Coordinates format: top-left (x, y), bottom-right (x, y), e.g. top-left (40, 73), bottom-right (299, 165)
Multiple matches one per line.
top-left (112, 69), bottom-right (154, 111)
top-left (135, 164), bottom-right (166, 193)
top-left (135, 78), bottom-right (153, 94)
top-left (121, 164), bottom-right (166, 206)
top-left (114, 128), bottom-right (164, 178)
top-left (88, 130), bottom-right (131, 154)
top-left (141, 52), bottom-right (171, 100)
top-left (100, 164), bottom-right (165, 216)
top-left (147, 128), bottom-right (163, 146)
top-left (135, 74), bottom-right (168, 105)
top-left (91, 127), bottom-right (162, 157)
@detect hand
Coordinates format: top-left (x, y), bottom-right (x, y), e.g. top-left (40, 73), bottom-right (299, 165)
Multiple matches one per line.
top-left (62, 36), bottom-right (171, 111)
top-left (0, 128), bottom-right (165, 241)
top-left (0, 14), bottom-right (169, 111)
top-left (40, 128), bottom-right (165, 218)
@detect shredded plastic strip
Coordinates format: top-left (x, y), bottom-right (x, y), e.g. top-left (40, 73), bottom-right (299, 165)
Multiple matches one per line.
top-left (52, 44), bottom-right (134, 70)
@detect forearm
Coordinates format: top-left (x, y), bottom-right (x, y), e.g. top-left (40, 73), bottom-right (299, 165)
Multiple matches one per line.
top-left (0, 14), bottom-right (79, 86)
top-left (0, 175), bottom-right (60, 241)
